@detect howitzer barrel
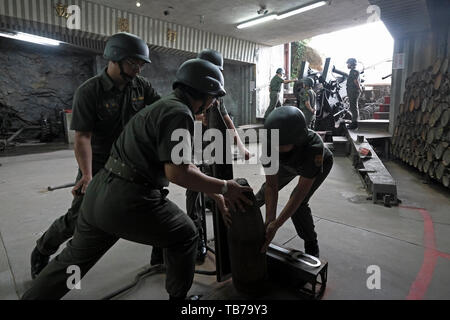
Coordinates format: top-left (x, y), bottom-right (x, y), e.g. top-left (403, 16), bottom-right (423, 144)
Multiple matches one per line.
top-left (332, 66), bottom-right (348, 78)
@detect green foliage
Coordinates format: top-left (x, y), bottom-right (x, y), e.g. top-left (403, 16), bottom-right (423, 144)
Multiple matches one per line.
top-left (291, 39), bottom-right (310, 79)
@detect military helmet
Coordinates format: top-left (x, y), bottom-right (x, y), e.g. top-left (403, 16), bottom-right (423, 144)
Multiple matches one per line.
top-left (276, 68), bottom-right (284, 75)
top-left (346, 58), bottom-right (357, 66)
top-left (104, 32), bottom-right (151, 63)
top-left (301, 77), bottom-right (314, 88)
top-left (197, 49), bottom-right (224, 70)
top-left (173, 59), bottom-right (226, 97)
top-left (264, 106), bottom-right (309, 146)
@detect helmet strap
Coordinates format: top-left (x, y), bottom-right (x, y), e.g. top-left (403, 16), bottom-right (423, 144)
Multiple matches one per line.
top-left (195, 97), bottom-right (208, 115)
top-left (118, 60), bottom-right (134, 83)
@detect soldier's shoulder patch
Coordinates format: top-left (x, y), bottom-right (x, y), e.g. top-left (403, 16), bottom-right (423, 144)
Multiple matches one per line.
top-left (314, 154), bottom-right (323, 167)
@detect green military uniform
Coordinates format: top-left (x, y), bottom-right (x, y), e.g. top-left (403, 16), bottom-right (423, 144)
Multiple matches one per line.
top-left (22, 89), bottom-right (199, 300)
top-left (347, 68), bottom-right (360, 125)
top-left (186, 98), bottom-right (228, 232)
top-left (255, 130), bottom-right (333, 248)
top-left (298, 88), bottom-right (316, 128)
top-left (264, 75), bottom-right (284, 119)
top-left (35, 67), bottom-right (160, 257)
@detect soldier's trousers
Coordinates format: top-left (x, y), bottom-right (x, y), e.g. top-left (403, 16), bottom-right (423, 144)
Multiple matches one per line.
top-left (348, 92), bottom-right (360, 125)
top-left (299, 106), bottom-right (315, 129)
top-left (22, 169), bottom-right (198, 300)
top-left (264, 91), bottom-right (281, 119)
top-left (36, 162), bottom-right (104, 256)
top-left (254, 155), bottom-right (333, 244)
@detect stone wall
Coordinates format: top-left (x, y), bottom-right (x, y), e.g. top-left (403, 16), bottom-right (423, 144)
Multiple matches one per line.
top-left (0, 37), bottom-right (94, 127)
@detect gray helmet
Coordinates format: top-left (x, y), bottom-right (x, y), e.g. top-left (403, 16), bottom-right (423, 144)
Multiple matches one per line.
top-left (173, 59), bottom-right (226, 97)
top-left (301, 77), bottom-right (314, 88)
top-left (104, 32), bottom-right (151, 63)
top-left (346, 58), bottom-right (357, 66)
top-left (276, 68), bottom-right (284, 75)
top-left (197, 49), bottom-right (224, 70)
top-left (264, 106), bottom-right (308, 146)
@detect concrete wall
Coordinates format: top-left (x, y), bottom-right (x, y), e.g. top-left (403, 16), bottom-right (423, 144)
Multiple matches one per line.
top-left (254, 44), bottom-right (285, 118)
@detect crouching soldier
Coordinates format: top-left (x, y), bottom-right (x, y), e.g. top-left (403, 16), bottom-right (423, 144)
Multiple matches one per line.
top-left (256, 106), bottom-right (333, 257)
top-left (22, 58), bottom-right (252, 300)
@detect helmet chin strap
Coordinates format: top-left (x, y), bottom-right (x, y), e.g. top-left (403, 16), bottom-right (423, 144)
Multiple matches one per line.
top-left (194, 97), bottom-right (209, 115)
top-left (118, 61), bottom-right (134, 83)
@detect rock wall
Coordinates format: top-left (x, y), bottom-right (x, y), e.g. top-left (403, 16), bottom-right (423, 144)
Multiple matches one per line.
top-left (0, 37), bottom-right (94, 126)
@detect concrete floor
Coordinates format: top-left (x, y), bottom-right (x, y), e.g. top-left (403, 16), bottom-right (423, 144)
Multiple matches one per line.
top-left (0, 143), bottom-right (449, 300)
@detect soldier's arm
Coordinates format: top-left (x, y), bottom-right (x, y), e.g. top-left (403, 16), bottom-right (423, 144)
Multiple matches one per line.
top-left (223, 114), bottom-right (252, 160)
top-left (264, 174), bottom-right (279, 224)
top-left (164, 163), bottom-right (252, 212)
top-left (283, 79), bottom-right (297, 84)
top-left (70, 84), bottom-right (96, 195)
top-left (72, 131), bottom-right (93, 195)
top-left (273, 176), bottom-right (315, 229)
top-left (305, 94), bottom-right (314, 113)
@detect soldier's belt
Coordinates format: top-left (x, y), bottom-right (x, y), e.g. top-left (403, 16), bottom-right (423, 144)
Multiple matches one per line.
top-left (105, 156), bottom-right (154, 187)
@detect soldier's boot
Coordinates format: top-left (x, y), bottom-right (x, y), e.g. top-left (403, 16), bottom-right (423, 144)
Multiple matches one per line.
top-left (30, 247), bottom-right (50, 279)
top-left (150, 246), bottom-right (164, 266)
top-left (304, 240), bottom-right (320, 258)
top-left (347, 122), bottom-right (358, 130)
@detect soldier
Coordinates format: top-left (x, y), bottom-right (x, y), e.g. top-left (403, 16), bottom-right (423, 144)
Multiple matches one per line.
top-left (346, 58), bottom-right (362, 130)
top-left (30, 32), bottom-right (161, 279)
top-left (150, 49), bottom-right (252, 265)
top-left (21, 58), bottom-right (253, 300)
top-left (255, 106), bottom-right (333, 257)
top-left (263, 68), bottom-right (297, 119)
top-left (296, 77), bottom-right (316, 128)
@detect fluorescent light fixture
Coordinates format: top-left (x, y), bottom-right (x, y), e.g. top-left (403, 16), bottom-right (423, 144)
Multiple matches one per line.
top-left (237, 14), bottom-right (277, 29)
top-left (236, 1), bottom-right (326, 29)
top-left (276, 1), bottom-right (327, 20)
top-left (0, 31), bottom-right (60, 46)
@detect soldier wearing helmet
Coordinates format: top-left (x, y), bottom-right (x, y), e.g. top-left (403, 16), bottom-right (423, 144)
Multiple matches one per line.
top-left (256, 106), bottom-right (334, 257)
top-left (30, 32), bottom-right (161, 279)
top-left (150, 49), bottom-right (253, 266)
top-left (296, 77), bottom-right (316, 128)
top-left (22, 58), bottom-right (253, 300)
top-left (346, 58), bottom-right (361, 129)
top-left (263, 67), bottom-right (297, 119)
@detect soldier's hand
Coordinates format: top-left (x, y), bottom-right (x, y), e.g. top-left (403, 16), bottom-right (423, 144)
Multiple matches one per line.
top-left (261, 220), bottom-right (279, 253)
top-left (224, 180), bottom-right (253, 212)
top-left (195, 113), bottom-right (207, 126)
top-left (71, 174), bottom-right (92, 196)
top-left (209, 194), bottom-right (231, 228)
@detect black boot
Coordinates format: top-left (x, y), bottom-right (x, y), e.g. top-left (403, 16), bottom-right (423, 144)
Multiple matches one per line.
top-left (305, 241), bottom-right (320, 258)
top-left (347, 122), bottom-right (358, 130)
top-left (30, 247), bottom-right (49, 279)
top-left (150, 247), bottom-right (164, 266)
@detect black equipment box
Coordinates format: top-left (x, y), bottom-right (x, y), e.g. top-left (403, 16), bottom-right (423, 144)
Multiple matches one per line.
top-left (267, 243), bottom-right (328, 299)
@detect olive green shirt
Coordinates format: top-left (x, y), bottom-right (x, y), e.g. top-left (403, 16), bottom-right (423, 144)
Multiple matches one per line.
top-left (269, 75), bottom-right (284, 92)
top-left (70, 67), bottom-right (160, 165)
top-left (347, 69), bottom-right (360, 94)
top-left (110, 89), bottom-right (195, 189)
top-left (264, 130), bottom-right (333, 179)
top-left (298, 88), bottom-right (316, 110)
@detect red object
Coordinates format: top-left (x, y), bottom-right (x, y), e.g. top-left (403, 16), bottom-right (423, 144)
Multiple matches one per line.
top-left (359, 147), bottom-right (372, 157)
top-left (384, 96), bottom-right (390, 104)
top-left (379, 104), bottom-right (390, 112)
top-left (64, 109), bottom-right (72, 113)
